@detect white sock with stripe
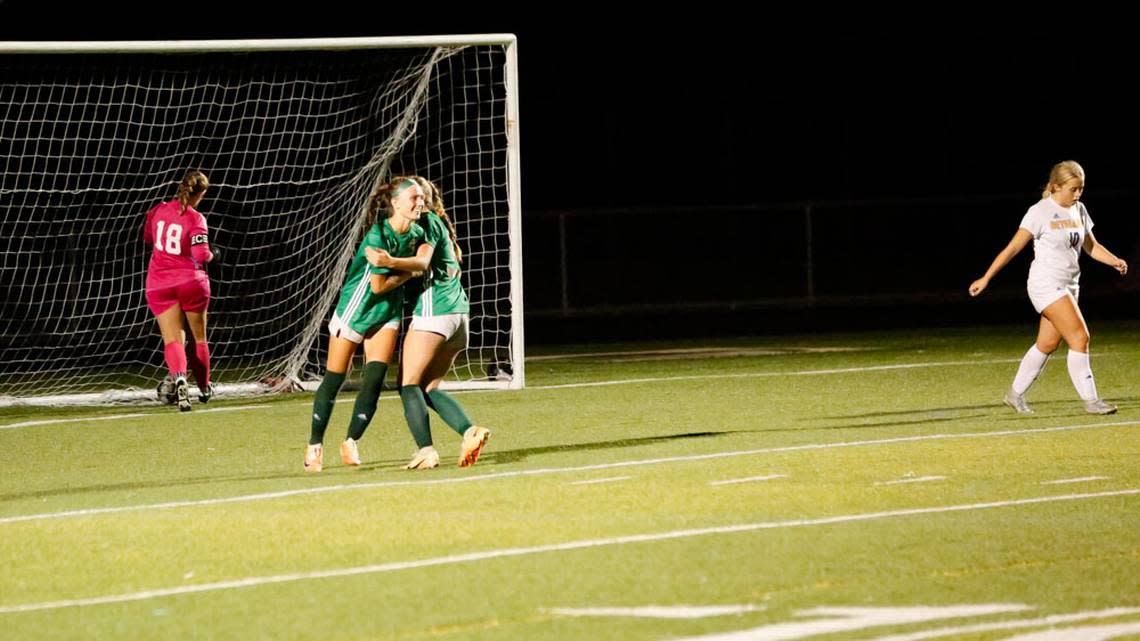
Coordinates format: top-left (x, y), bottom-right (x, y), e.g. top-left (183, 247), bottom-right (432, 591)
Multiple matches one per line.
top-left (1066, 350), bottom-right (1099, 401)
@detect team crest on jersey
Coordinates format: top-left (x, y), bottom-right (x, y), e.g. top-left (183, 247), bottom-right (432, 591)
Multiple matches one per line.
top-left (191, 234), bottom-right (209, 245)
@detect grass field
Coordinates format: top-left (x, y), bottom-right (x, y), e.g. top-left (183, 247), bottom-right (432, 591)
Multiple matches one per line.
top-left (1, 323), bottom-right (1138, 641)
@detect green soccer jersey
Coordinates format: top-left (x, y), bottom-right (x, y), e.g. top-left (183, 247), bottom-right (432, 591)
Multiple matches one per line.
top-left (414, 211), bottom-right (470, 317)
top-left (334, 218), bottom-right (425, 335)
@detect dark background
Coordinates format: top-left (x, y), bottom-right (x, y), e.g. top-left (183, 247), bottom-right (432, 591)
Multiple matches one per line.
top-left (2, 5), bottom-right (1136, 343)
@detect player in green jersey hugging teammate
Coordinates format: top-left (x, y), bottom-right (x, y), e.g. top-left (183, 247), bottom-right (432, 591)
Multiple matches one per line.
top-left (366, 176), bottom-right (491, 470)
top-left (304, 177), bottom-right (431, 472)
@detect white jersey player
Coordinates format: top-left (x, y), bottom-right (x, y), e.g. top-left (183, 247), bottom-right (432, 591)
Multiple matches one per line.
top-left (969, 160), bottom-right (1128, 415)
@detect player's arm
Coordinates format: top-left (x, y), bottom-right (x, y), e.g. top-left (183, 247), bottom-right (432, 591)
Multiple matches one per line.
top-left (370, 270), bottom-right (415, 294)
top-left (190, 216), bottom-right (214, 264)
top-left (969, 228), bottom-right (1033, 296)
top-left (190, 233), bottom-right (214, 264)
top-left (365, 241), bottom-right (434, 272)
top-left (1083, 231), bottom-right (1128, 275)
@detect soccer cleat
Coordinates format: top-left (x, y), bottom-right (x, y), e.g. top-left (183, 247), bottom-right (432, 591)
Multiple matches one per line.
top-left (157, 376), bottom-right (177, 405)
top-left (340, 438), bottom-right (361, 466)
top-left (175, 377), bottom-right (192, 412)
top-left (405, 446), bottom-right (440, 470)
top-left (1084, 399), bottom-right (1118, 415)
top-left (304, 444), bottom-right (323, 472)
top-left (199, 383), bottom-right (215, 403)
top-left (458, 426), bottom-right (491, 468)
top-left (1002, 388), bottom-right (1032, 414)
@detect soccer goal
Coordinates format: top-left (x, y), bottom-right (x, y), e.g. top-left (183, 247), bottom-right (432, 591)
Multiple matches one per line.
top-left (0, 35), bottom-right (524, 406)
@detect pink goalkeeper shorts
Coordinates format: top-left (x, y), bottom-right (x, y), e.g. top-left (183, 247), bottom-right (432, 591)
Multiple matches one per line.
top-left (146, 278), bottom-right (211, 316)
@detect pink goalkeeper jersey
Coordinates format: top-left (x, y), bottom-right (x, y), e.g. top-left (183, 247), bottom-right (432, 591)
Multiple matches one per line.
top-left (144, 200), bottom-right (212, 290)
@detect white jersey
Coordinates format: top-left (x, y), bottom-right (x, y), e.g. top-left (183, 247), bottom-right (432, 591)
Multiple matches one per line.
top-left (1019, 197), bottom-right (1093, 289)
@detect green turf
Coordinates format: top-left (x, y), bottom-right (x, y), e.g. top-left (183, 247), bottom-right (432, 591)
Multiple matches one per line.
top-left (1, 323), bottom-right (1138, 640)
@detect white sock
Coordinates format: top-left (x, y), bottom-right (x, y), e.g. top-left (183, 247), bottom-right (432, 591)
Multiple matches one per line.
top-left (1066, 350), bottom-right (1099, 401)
top-left (1012, 345), bottom-right (1050, 395)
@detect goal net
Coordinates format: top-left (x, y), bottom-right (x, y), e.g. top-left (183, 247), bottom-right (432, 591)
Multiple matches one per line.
top-left (0, 35), bottom-right (524, 405)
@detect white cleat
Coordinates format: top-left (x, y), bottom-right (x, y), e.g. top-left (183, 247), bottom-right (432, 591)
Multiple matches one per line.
top-left (1002, 388), bottom-right (1032, 414)
top-left (175, 377), bottom-right (192, 412)
top-left (1084, 399), bottom-right (1117, 415)
top-left (304, 444), bottom-right (323, 473)
top-left (340, 438), bottom-right (361, 466)
top-left (406, 446), bottom-right (440, 470)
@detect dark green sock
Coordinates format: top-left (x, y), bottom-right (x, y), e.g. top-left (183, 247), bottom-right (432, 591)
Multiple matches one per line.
top-left (426, 389), bottom-right (473, 436)
top-left (310, 371), bottom-right (346, 445)
top-left (400, 385), bottom-right (433, 448)
top-left (347, 362), bottom-right (387, 441)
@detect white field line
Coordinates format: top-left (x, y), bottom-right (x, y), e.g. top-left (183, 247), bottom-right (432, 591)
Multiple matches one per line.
top-left (2, 419), bottom-right (1138, 526)
top-left (569, 476), bottom-right (632, 486)
top-left (0, 357), bottom-right (1026, 431)
top-left (710, 475), bottom-right (788, 486)
top-left (526, 346), bottom-right (868, 361)
top-left (0, 405), bottom-right (267, 430)
top-left (529, 359), bottom-right (1023, 391)
top-left (1001, 622), bottom-right (1140, 640)
top-left (866, 607), bottom-right (1140, 641)
top-left (528, 346), bottom-right (871, 363)
top-left (546, 604), bottom-right (764, 618)
top-left (877, 476), bottom-right (947, 486)
top-left (1040, 476), bottom-right (1110, 485)
top-left (0, 488), bottom-right (1136, 614)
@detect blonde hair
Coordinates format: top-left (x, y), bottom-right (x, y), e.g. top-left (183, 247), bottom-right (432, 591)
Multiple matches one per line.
top-left (1042, 160), bottom-right (1085, 199)
top-left (176, 169), bottom-right (209, 215)
top-left (414, 176), bottom-right (462, 263)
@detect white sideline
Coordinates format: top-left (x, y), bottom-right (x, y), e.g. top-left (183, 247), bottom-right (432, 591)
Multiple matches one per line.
top-left (0, 488), bottom-right (1136, 614)
top-left (0, 357), bottom-right (1028, 431)
top-left (2, 419), bottom-right (1138, 526)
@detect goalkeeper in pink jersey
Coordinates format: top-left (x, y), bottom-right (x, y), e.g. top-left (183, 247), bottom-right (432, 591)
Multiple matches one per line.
top-left (143, 170), bottom-right (215, 412)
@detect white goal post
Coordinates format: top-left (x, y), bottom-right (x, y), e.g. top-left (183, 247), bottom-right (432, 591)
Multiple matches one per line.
top-left (0, 35), bottom-right (524, 406)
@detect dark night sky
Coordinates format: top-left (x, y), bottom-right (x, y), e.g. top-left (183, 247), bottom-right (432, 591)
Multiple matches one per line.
top-left (1, 4), bottom-right (1136, 211)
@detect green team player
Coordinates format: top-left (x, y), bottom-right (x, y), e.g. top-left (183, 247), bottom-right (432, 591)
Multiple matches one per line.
top-left (304, 177), bottom-right (428, 472)
top-left (366, 176), bottom-right (490, 470)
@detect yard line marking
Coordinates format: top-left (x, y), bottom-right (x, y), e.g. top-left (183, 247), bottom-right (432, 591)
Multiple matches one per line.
top-left (0, 489), bottom-right (1135, 614)
top-left (569, 476), bottom-right (631, 486)
top-left (710, 475), bottom-right (787, 486)
top-left (0, 358), bottom-right (1029, 431)
top-left (674, 605), bottom-right (1035, 641)
top-left (1040, 476), bottom-right (1109, 485)
top-left (2, 419), bottom-right (1138, 526)
top-left (866, 607), bottom-right (1140, 641)
top-left (877, 476), bottom-right (947, 486)
top-left (1000, 622), bottom-right (1140, 640)
top-left (547, 604), bottom-right (763, 618)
